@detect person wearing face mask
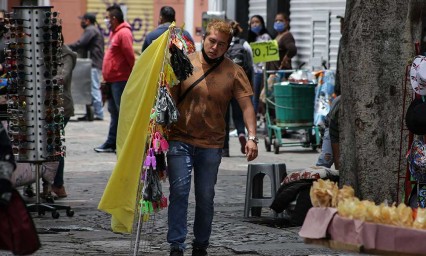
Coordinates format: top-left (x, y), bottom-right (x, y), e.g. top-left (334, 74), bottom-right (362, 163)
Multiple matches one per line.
top-left (94, 4), bottom-right (135, 153)
top-left (167, 19), bottom-right (258, 256)
top-left (247, 15), bottom-right (272, 117)
top-left (266, 12), bottom-right (297, 72)
top-left (68, 12), bottom-right (105, 121)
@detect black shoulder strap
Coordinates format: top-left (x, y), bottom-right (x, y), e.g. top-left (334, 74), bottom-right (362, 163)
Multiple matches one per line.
top-left (178, 59), bottom-right (223, 104)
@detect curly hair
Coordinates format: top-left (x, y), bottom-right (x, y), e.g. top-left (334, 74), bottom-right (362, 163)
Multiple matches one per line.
top-left (205, 19), bottom-right (233, 44)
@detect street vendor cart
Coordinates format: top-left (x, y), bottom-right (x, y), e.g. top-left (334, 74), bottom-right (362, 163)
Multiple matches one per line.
top-left (263, 69), bottom-right (321, 154)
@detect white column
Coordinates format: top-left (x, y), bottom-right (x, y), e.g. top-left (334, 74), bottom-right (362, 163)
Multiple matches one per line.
top-left (208, 0), bottom-right (222, 12)
top-left (184, 0), bottom-right (194, 36)
top-left (38, 0), bottom-right (51, 6)
top-left (0, 1), bottom-right (7, 10)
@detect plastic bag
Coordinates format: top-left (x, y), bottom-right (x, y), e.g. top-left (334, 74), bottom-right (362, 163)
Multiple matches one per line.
top-left (155, 86), bottom-right (179, 126)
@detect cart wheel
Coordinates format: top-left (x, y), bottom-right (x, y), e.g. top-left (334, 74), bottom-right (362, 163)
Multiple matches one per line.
top-left (66, 209), bottom-right (75, 217)
top-left (273, 139), bottom-right (280, 154)
top-left (264, 137), bottom-right (271, 152)
top-left (52, 211), bottom-right (60, 219)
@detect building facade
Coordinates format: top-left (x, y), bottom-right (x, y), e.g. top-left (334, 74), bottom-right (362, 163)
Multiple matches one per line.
top-left (4, 0), bottom-right (346, 70)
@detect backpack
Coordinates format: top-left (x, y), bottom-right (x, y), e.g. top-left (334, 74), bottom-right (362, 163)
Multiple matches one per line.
top-left (226, 37), bottom-right (252, 77)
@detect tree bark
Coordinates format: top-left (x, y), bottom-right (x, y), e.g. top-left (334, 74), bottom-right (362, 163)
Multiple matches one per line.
top-left (339, 0), bottom-right (426, 203)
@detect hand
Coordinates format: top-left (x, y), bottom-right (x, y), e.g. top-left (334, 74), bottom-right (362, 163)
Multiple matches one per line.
top-left (245, 140), bottom-right (258, 161)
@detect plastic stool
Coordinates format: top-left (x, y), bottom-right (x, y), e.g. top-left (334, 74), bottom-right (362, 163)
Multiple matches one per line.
top-left (244, 163), bottom-right (286, 217)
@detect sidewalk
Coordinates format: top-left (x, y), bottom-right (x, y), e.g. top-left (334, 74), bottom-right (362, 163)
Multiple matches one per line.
top-left (14, 108), bottom-right (350, 256)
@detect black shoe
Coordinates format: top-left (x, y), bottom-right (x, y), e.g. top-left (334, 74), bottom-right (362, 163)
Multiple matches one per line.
top-left (77, 115), bottom-right (92, 122)
top-left (94, 143), bottom-right (116, 153)
top-left (192, 247), bottom-right (207, 256)
top-left (170, 249), bottom-right (184, 256)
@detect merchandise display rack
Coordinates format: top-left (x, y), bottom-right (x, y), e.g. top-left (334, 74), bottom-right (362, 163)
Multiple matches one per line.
top-left (5, 6), bottom-right (73, 218)
top-left (130, 25), bottom-right (194, 255)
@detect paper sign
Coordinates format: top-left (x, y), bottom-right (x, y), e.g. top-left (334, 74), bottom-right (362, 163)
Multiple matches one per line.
top-left (250, 40), bottom-right (280, 63)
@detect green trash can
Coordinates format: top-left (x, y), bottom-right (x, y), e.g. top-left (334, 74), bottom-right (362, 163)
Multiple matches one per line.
top-left (273, 82), bottom-right (316, 126)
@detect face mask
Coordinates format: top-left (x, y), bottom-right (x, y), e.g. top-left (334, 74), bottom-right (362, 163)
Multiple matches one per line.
top-left (80, 21), bottom-right (87, 29)
top-left (201, 45), bottom-right (224, 65)
top-left (274, 22), bottom-right (286, 32)
top-left (104, 19), bottom-right (111, 29)
top-left (251, 25), bottom-right (262, 34)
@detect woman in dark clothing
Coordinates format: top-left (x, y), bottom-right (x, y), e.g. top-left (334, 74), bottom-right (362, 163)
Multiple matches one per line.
top-left (266, 12), bottom-right (297, 71)
top-left (247, 15), bottom-right (272, 115)
top-left (50, 39), bottom-right (77, 198)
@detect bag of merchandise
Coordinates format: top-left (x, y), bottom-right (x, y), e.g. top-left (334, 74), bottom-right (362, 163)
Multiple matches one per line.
top-left (407, 139), bottom-right (426, 182)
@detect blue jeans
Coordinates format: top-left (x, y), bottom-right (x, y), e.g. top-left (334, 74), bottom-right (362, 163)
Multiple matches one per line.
top-left (316, 128), bottom-right (333, 168)
top-left (167, 141), bottom-right (222, 251)
top-left (252, 72), bottom-right (263, 114)
top-left (91, 68), bottom-right (104, 119)
top-left (105, 81), bottom-right (127, 145)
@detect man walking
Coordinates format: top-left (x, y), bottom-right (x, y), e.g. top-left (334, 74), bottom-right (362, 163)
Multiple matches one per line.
top-left (69, 13), bottom-right (105, 121)
top-left (94, 5), bottom-right (135, 153)
top-left (167, 19), bottom-right (258, 256)
top-left (142, 6), bottom-right (194, 52)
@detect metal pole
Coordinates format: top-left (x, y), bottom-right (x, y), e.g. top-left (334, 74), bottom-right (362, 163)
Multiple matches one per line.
top-left (35, 163), bottom-right (40, 204)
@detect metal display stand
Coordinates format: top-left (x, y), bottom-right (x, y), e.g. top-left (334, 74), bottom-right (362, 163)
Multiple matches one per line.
top-left (5, 6), bottom-right (73, 218)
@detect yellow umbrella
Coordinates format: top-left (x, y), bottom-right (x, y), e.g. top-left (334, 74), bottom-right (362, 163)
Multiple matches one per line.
top-left (98, 28), bottom-right (170, 233)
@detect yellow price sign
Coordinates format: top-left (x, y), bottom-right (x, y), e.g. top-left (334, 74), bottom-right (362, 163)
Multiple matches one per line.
top-left (250, 40), bottom-right (279, 63)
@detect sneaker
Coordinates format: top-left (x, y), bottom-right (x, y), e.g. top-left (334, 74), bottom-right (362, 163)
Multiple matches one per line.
top-left (170, 249), bottom-right (184, 256)
top-left (222, 148), bottom-right (230, 157)
top-left (94, 143), bottom-right (116, 153)
top-left (192, 247), bottom-right (207, 256)
top-left (52, 185), bottom-right (67, 198)
top-left (238, 134), bottom-right (247, 154)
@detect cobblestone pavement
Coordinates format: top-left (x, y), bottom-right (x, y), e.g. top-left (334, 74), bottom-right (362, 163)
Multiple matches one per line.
top-left (3, 107), bottom-right (359, 256)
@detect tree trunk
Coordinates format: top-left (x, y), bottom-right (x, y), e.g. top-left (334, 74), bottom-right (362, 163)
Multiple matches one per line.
top-left (339, 0), bottom-right (426, 203)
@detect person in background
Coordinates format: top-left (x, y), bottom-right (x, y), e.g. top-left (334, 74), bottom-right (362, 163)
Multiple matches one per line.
top-left (142, 6), bottom-right (194, 52)
top-left (266, 12), bottom-right (297, 73)
top-left (50, 36), bottom-right (77, 198)
top-left (247, 15), bottom-right (272, 117)
top-left (0, 121), bottom-right (16, 207)
top-left (167, 19), bottom-right (258, 256)
top-left (315, 15), bottom-right (344, 170)
top-left (223, 20), bottom-right (254, 157)
top-left (27, 35), bottom-right (78, 199)
top-left (68, 12), bottom-right (105, 121)
top-left (94, 4), bottom-right (135, 153)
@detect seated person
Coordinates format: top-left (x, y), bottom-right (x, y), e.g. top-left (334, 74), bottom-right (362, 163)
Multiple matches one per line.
top-left (316, 95), bottom-right (341, 169)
